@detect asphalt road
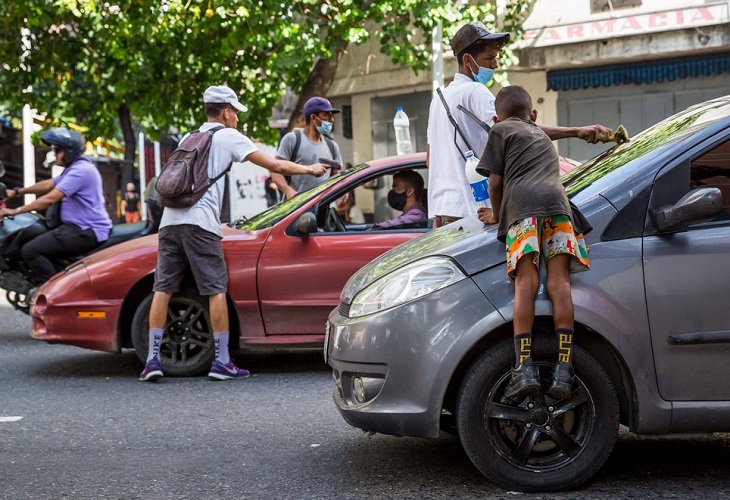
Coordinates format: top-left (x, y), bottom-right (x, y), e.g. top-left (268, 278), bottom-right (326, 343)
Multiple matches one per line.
top-left (2, 297), bottom-right (730, 499)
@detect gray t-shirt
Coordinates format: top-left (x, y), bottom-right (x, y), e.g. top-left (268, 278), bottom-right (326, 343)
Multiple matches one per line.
top-left (276, 131), bottom-right (341, 193)
top-left (476, 117), bottom-right (570, 241)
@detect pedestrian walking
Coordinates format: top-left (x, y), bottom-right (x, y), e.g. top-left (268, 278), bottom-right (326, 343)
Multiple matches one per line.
top-left (121, 182), bottom-right (141, 223)
top-left (139, 85), bottom-right (326, 382)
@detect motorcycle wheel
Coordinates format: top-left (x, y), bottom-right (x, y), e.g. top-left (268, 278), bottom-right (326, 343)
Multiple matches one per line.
top-left (131, 289), bottom-right (215, 377)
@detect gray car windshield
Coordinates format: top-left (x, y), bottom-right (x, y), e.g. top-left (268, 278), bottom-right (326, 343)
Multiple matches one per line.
top-left (231, 165), bottom-right (367, 231)
top-left (562, 96), bottom-right (730, 197)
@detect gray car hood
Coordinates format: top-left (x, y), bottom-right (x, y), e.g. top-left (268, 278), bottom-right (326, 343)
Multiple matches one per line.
top-left (341, 216), bottom-right (503, 303)
top-left (341, 194), bottom-right (614, 304)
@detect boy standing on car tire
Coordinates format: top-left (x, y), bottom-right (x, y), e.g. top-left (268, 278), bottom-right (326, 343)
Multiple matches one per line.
top-left (476, 85), bottom-right (591, 403)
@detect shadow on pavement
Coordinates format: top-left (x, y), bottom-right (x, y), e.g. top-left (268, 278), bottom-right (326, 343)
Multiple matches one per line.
top-left (24, 347), bottom-right (329, 380)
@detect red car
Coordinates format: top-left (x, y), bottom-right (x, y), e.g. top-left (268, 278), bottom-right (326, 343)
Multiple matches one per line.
top-left (30, 153), bottom-right (430, 376)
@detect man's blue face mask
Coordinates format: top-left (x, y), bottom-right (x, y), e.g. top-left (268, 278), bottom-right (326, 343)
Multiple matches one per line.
top-left (468, 55), bottom-right (495, 85)
top-left (315, 116), bottom-right (333, 135)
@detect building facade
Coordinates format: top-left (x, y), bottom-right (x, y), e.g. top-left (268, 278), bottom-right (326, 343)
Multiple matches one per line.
top-left (327, 0), bottom-right (730, 166)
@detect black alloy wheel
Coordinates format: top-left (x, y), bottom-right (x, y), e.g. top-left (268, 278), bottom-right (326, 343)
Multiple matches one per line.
top-left (131, 289), bottom-right (215, 376)
top-left (456, 336), bottom-right (619, 492)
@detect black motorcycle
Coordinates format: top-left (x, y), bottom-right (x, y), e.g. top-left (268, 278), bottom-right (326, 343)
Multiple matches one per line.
top-left (0, 181), bottom-right (157, 314)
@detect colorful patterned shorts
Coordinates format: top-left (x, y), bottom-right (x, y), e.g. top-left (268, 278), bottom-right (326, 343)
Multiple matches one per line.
top-left (505, 215), bottom-right (590, 279)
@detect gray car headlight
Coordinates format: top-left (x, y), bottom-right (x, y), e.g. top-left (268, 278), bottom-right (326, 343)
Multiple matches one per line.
top-left (348, 256), bottom-right (466, 318)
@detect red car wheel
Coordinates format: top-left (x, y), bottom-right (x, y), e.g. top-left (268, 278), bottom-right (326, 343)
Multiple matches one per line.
top-left (131, 289), bottom-right (215, 376)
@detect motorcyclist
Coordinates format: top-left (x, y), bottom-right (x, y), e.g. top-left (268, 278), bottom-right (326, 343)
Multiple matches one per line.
top-left (0, 127), bottom-right (112, 284)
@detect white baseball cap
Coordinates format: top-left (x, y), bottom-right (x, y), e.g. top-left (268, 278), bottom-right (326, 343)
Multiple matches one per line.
top-left (203, 85), bottom-right (248, 112)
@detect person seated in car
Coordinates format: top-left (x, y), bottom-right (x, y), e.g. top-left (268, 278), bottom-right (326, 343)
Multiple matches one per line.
top-left (335, 190), bottom-right (365, 224)
top-left (370, 170), bottom-right (427, 230)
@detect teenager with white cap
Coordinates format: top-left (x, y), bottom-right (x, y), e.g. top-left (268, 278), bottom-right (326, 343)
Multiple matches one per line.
top-left (140, 85), bottom-right (327, 382)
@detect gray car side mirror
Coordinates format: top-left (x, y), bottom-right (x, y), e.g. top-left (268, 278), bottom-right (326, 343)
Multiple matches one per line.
top-left (653, 187), bottom-right (722, 232)
top-left (295, 212), bottom-right (318, 235)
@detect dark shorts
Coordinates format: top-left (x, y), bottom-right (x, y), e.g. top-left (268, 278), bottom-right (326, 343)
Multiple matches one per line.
top-left (153, 224), bottom-right (228, 296)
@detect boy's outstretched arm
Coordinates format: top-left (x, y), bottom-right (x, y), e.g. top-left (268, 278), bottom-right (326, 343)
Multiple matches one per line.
top-left (539, 124), bottom-right (613, 143)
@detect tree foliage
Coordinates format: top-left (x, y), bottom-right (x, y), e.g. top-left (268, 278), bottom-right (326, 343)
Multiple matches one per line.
top-left (0, 0), bottom-right (535, 161)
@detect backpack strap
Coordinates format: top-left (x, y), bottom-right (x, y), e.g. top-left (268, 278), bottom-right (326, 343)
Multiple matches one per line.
top-left (290, 130), bottom-right (302, 162)
top-left (205, 125), bottom-right (230, 185)
top-left (323, 134), bottom-right (337, 160)
top-left (290, 129), bottom-right (336, 162)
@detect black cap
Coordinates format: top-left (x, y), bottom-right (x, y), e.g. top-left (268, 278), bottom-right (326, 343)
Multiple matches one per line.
top-left (450, 22), bottom-right (510, 57)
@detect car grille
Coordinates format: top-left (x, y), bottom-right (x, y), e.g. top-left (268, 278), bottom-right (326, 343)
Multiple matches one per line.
top-left (338, 302), bottom-right (350, 317)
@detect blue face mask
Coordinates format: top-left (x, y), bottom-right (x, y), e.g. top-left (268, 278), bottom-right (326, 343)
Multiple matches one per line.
top-left (316, 119), bottom-right (333, 135)
top-left (469, 56), bottom-right (495, 85)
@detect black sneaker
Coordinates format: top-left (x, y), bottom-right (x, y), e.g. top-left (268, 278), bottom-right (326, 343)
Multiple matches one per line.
top-left (501, 358), bottom-right (541, 404)
top-left (547, 361), bottom-right (574, 400)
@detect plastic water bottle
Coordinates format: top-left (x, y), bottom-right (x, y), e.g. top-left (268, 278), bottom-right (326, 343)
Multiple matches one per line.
top-left (464, 150), bottom-right (491, 209)
top-left (393, 106), bottom-right (413, 155)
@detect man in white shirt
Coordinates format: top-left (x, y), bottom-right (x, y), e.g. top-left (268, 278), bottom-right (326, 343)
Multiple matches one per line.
top-left (427, 22), bottom-right (613, 228)
top-left (139, 85), bottom-right (326, 382)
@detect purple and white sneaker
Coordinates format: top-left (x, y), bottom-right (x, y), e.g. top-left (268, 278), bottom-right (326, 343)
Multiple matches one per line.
top-left (139, 358), bottom-right (163, 382)
top-left (208, 360), bottom-right (250, 380)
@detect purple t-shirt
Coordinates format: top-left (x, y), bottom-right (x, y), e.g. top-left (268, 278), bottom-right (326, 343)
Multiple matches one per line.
top-left (370, 203), bottom-right (428, 230)
top-left (54, 157), bottom-right (113, 242)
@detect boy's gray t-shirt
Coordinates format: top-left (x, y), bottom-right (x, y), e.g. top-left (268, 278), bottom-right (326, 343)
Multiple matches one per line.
top-left (476, 117), bottom-right (570, 241)
top-left (277, 131), bottom-right (341, 193)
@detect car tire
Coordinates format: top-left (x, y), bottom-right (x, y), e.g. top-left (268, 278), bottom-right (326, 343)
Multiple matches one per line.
top-left (131, 289), bottom-right (215, 377)
top-left (456, 336), bottom-right (619, 492)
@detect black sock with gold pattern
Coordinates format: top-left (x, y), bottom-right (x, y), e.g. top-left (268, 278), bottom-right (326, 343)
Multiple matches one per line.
top-left (513, 333), bottom-right (532, 367)
top-left (556, 328), bottom-right (574, 364)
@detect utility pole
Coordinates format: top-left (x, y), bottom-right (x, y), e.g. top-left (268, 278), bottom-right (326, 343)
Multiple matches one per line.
top-left (21, 105), bottom-right (36, 204)
top-left (432, 24), bottom-right (445, 96)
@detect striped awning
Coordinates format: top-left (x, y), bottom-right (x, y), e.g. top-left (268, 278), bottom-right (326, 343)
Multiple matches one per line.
top-left (547, 52), bottom-right (730, 91)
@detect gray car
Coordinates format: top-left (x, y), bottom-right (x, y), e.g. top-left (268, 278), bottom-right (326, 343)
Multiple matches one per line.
top-left (326, 95), bottom-right (730, 492)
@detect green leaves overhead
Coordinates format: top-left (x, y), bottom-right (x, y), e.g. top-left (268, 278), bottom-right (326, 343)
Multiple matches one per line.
top-left (0, 0), bottom-right (534, 159)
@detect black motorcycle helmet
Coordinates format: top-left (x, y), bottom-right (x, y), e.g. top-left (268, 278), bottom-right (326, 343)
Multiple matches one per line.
top-left (40, 128), bottom-right (86, 166)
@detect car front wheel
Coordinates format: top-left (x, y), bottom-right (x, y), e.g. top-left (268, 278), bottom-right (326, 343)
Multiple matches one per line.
top-left (456, 336), bottom-right (619, 492)
top-left (131, 289), bottom-right (215, 376)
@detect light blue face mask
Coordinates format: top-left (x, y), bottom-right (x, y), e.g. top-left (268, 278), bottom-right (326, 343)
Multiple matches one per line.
top-left (469, 56), bottom-right (495, 85)
top-left (316, 118), bottom-right (333, 135)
